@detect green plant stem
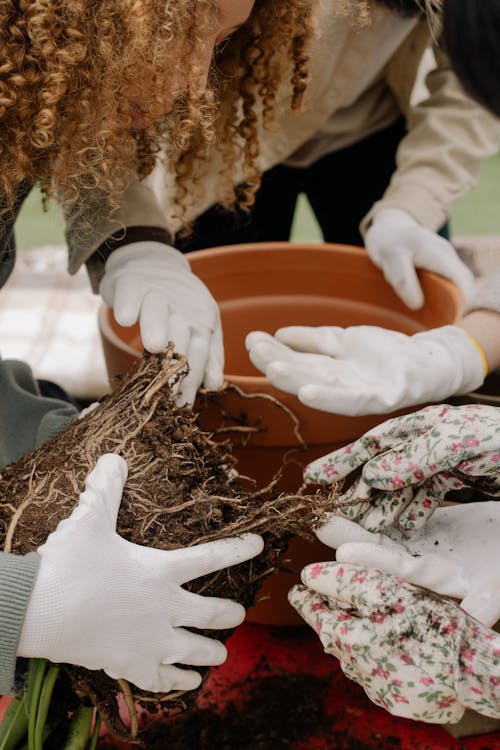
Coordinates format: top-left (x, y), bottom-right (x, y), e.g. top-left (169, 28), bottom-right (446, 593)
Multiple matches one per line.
top-left (88, 714), bottom-right (101, 750)
top-left (26, 659), bottom-right (48, 750)
top-left (33, 666), bottom-right (59, 750)
top-left (62, 706), bottom-right (94, 750)
top-left (0, 697), bottom-right (28, 750)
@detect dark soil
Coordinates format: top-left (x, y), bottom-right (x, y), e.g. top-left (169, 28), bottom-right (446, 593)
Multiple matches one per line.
top-left (98, 671), bottom-right (403, 750)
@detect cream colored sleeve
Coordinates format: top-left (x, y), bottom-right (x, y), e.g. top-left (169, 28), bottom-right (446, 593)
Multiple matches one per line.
top-left (361, 47), bottom-right (500, 234)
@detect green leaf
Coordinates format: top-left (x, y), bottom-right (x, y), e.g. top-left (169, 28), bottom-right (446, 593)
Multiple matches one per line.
top-left (88, 714), bottom-right (101, 750)
top-left (34, 666), bottom-right (59, 750)
top-left (0, 697), bottom-right (29, 750)
top-left (62, 706), bottom-right (94, 750)
top-left (26, 659), bottom-right (48, 750)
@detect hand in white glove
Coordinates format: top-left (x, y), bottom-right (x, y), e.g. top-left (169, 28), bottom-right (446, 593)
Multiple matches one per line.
top-left (364, 208), bottom-right (475, 310)
top-left (99, 242), bottom-right (224, 406)
top-left (290, 562), bottom-right (500, 723)
top-left (317, 509), bottom-right (500, 627)
top-left (18, 454), bottom-right (263, 693)
top-left (245, 325), bottom-right (485, 416)
top-left (304, 403), bottom-right (500, 531)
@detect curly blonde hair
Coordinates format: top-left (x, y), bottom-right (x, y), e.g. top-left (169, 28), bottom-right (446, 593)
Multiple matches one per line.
top-left (0, 0), bottom-right (317, 224)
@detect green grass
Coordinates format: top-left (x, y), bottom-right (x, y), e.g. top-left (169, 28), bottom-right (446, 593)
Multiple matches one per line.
top-left (15, 151), bottom-right (500, 249)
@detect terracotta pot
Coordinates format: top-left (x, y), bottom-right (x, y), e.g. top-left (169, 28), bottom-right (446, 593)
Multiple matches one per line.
top-left (98, 242), bottom-right (463, 625)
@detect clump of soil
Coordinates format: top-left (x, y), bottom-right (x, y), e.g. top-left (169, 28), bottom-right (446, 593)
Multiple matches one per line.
top-left (0, 348), bottom-right (337, 743)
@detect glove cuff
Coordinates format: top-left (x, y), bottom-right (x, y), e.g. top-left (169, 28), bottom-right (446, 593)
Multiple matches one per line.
top-left (413, 326), bottom-right (486, 397)
top-left (371, 207), bottom-right (417, 228)
top-left (103, 242), bottom-right (190, 274)
top-left (17, 559), bottom-right (64, 660)
top-left (460, 331), bottom-right (488, 378)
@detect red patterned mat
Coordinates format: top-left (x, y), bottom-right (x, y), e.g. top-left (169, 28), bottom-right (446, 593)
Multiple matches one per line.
top-left (99, 622), bottom-right (500, 749)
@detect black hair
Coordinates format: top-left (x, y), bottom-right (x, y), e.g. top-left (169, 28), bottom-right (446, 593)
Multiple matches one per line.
top-left (376, 0), bottom-right (425, 16)
top-left (442, 0), bottom-right (500, 118)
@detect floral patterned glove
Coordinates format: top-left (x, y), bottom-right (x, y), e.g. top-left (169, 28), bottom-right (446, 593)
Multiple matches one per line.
top-left (304, 404), bottom-right (500, 532)
top-left (289, 562), bottom-right (500, 723)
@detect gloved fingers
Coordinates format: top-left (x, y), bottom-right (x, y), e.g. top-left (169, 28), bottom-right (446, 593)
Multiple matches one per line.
top-left (167, 314), bottom-right (191, 357)
top-left (166, 533), bottom-right (264, 585)
top-left (172, 375), bottom-right (192, 407)
top-left (381, 252), bottom-right (425, 310)
top-left (254, 355), bottom-right (341, 398)
top-left (415, 242), bottom-right (475, 306)
top-left (246, 331), bottom-right (298, 373)
top-left (362, 436), bottom-right (460, 491)
top-left (117, 663), bottom-right (202, 694)
top-left (304, 443), bottom-right (381, 487)
top-left (264, 360), bottom-right (313, 395)
top-left (298, 384), bottom-right (378, 416)
top-left (287, 584), bottom-right (342, 658)
top-left (250, 349), bottom-right (324, 396)
top-left (397, 486), bottom-right (440, 530)
top-left (455, 451), bottom-right (500, 492)
top-left (355, 488), bottom-right (415, 532)
top-left (166, 628), bottom-right (228, 666)
top-left (336, 476), bottom-right (380, 519)
top-left (203, 323), bottom-right (225, 391)
top-left (397, 473), bottom-right (464, 530)
top-left (315, 514), bottom-right (383, 550)
top-left (174, 590), bottom-right (246, 630)
top-left (110, 276), bottom-right (145, 327)
top-left (460, 588), bottom-right (500, 628)
top-left (336, 541), bottom-right (412, 574)
top-left (139, 291), bottom-right (172, 352)
top-left (300, 560), bottom-right (412, 615)
top-left (336, 542), bottom-right (466, 599)
top-left (303, 411), bottom-right (431, 486)
top-left (245, 330), bottom-right (273, 352)
top-left (177, 333), bottom-right (210, 407)
top-left (275, 326), bottom-right (344, 357)
top-left (78, 454), bottom-right (128, 529)
top-left (155, 664), bottom-right (202, 693)
top-left (173, 375), bottom-right (199, 408)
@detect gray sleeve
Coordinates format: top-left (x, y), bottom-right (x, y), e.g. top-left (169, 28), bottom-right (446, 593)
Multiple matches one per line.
top-left (0, 359), bottom-right (77, 694)
top-left (0, 358), bottom-right (77, 471)
top-left (0, 552), bottom-right (40, 695)
top-left (467, 265), bottom-right (500, 315)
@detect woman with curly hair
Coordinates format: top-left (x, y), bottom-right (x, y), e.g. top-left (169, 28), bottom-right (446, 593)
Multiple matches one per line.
top-left (0, 0), bottom-right (316, 403)
top-left (0, 0), bottom-right (312, 705)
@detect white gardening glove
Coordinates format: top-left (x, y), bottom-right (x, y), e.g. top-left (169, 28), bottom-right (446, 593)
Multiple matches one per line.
top-left (245, 325), bottom-right (485, 416)
top-left (304, 404), bottom-right (500, 531)
top-left (99, 242), bottom-right (224, 406)
top-left (364, 208), bottom-right (475, 310)
top-left (290, 562), bottom-right (500, 723)
top-left (18, 454), bottom-right (263, 693)
top-left (317, 509), bottom-right (500, 627)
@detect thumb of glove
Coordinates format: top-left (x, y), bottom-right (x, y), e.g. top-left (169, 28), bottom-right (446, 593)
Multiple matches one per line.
top-left (46, 454), bottom-right (128, 542)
